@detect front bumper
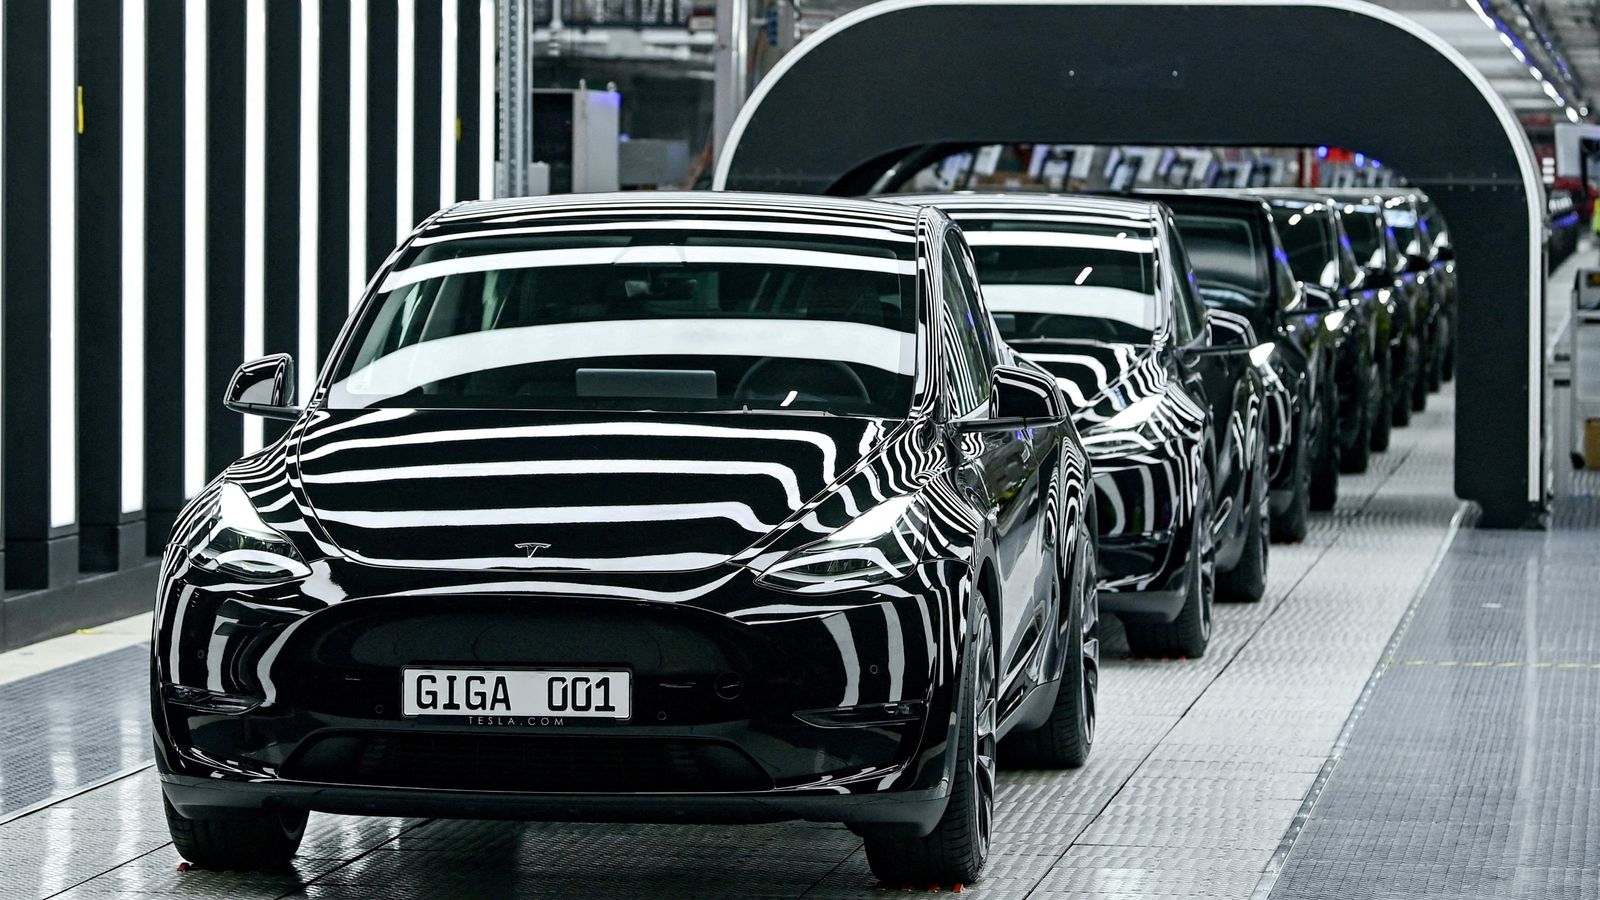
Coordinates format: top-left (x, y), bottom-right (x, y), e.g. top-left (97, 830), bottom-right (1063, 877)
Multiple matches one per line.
top-left (152, 559), bottom-right (965, 831)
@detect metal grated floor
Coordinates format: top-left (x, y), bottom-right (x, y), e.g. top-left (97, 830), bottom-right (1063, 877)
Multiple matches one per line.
top-left (0, 388), bottom-right (1471, 899)
top-left (1268, 492), bottom-right (1600, 899)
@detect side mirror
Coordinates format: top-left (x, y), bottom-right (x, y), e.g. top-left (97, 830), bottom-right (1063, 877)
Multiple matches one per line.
top-left (1363, 266), bottom-right (1394, 289)
top-left (1405, 253), bottom-right (1431, 274)
top-left (1291, 283), bottom-right (1337, 313)
top-left (1432, 245), bottom-right (1454, 263)
top-left (954, 365), bottom-right (1067, 433)
top-left (225, 354), bottom-right (300, 421)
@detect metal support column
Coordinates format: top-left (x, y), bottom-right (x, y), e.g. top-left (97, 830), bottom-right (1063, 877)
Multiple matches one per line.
top-left (495, 0), bottom-right (530, 198)
top-left (712, 0), bottom-right (747, 165)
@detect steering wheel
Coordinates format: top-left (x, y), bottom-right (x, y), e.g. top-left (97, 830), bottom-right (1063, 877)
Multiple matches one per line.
top-left (735, 357), bottom-right (871, 405)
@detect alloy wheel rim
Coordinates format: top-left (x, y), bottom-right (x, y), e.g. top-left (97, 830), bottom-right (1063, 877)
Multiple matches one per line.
top-left (1079, 534), bottom-right (1099, 744)
top-left (1197, 493), bottom-right (1217, 641)
top-left (973, 604), bottom-right (997, 862)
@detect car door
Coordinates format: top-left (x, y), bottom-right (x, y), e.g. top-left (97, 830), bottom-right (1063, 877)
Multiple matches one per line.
top-left (940, 234), bottom-right (1044, 684)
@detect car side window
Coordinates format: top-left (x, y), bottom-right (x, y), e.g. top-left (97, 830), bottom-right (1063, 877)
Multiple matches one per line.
top-left (1166, 230), bottom-right (1206, 345)
top-left (942, 243), bottom-right (992, 416)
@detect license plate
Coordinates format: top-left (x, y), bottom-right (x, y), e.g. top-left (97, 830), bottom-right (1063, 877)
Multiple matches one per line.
top-left (402, 668), bottom-right (631, 719)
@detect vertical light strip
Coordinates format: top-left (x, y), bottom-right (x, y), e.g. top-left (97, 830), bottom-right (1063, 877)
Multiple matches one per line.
top-left (48, 0), bottom-right (77, 527)
top-left (478, 0), bottom-right (493, 199)
top-left (348, 0), bottom-right (368, 307)
top-left (121, 0), bottom-right (147, 513)
top-left (395, 0), bottom-right (414, 239)
top-left (439, 0), bottom-right (457, 208)
top-left (183, 0), bottom-right (207, 496)
top-left (298, 0), bottom-right (320, 400)
top-left (241, 0), bottom-right (266, 453)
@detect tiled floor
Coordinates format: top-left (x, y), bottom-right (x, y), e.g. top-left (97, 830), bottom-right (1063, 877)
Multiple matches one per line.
top-left (1, 388), bottom-right (1467, 899)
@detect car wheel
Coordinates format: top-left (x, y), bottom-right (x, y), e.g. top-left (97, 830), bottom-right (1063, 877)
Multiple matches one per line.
top-left (1125, 468), bottom-right (1215, 659)
top-left (1441, 323), bottom-right (1455, 382)
top-left (1370, 354), bottom-right (1393, 452)
top-left (1003, 519), bottom-right (1097, 768)
top-left (865, 596), bottom-right (996, 886)
top-left (1219, 441), bottom-right (1269, 603)
top-left (1392, 357), bottom-right (1413, 427)
top-left (1340, 384), bottom-right (1372, 475)
top-left (1271, 412), bottom-right (1310, 544)
top-left (1309, 388), bottom-right (1339, 512)
top-left (1411, 340), bottom-right (1430, 412)
top-left (1428, 331), bottom-right (1445, 392)
top-left (163, 794), bottom-right (306, 870)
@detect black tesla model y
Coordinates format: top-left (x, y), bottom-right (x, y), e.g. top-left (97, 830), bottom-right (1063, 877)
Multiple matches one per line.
top-left (899, 194), bottom-right (1269, 659)
top-left (152, 193), bottom-right (1099, 886)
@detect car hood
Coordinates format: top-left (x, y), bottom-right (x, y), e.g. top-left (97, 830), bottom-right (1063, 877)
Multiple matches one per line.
top-left (1009, 339), bottom-right (1164, 426)
top-left (286, 408), bottom-right (895, 573)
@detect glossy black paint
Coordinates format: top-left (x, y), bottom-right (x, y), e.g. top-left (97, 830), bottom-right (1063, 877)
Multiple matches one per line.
top-left (1141, 192), bottom-right (1340, 530)
top-left (151, 194), bottom-right (1095, 845)
top-left (1229, 191), bottom-right (1385, 470)
top-left (894, 194), bottom-right (1266, 634)
top-left (1324, 191), bottom-right (1428, 421)
top-left (1376, 189), bottom-right (1456, 388)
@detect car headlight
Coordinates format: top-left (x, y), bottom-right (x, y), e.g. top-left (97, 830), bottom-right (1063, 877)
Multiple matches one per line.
top-left (1080, 394), bottom-right (1162, 456)
top-left (1248, 342), bottom-right (1276, 368)
top-left (189, 482), bottom-right (311, 581)
top-left (756, 494), bottom-right (927, 592)
top-left (1324, 310), bottom-right (1347, 333)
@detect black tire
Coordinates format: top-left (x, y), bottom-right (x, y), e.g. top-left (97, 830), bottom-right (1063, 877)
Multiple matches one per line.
top-left (1427, 336), bottom-right (1444, 392)
top-left (1392, 365), bottom-right (1413, 427)
top-left (1441, 323), bottom-right (1455, 382)
top-left (1218, 442), bottom-right (1268, 603)
top-left (163, 794), bottom-right (306, 870)
top-left (1271, 414), bottom-right (1309, 544)
top-left (1370, 353), bottom-right (1393, 452)
top-left (1411, 343), bottom-right (1430, 412)
top-left (1124, 469), bottom-right (1215, 659)
top-left (1003, 521), bottom-right (1097, 768)
top-left (1309, 389), bottom-right (1339, 511)
top-left (865, 599), bottom-right (996, 886)
top-left (1339, 399), bottom-right (1371, 474)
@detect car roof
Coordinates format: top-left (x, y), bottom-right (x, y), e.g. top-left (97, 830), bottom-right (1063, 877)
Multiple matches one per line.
top-left (424, 191), bottom-right (928, 240)
top-left (1123, 189), bottom-right (1273, 217)
top-left (888, 191), bottom-right (1162, 227)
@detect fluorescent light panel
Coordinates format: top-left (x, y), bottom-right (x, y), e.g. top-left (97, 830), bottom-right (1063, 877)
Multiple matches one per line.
top-left (299, 0), bottom-right (320, 400)
top-left (184, 0), bottom-right (207, 496)
top-left (242, 0), bottom-right (266, 453)
top-left (49, 1), bottom-right (76, 527)
top-left (479, 0), bottom-right (493, 199)
top-left (121, 0), bottom-right (147, 513)
top-left (396, 0), bottom-right (415, 240)
top-left (439, 0), bottom-right (457, 208)
top-left (348, 0), bottom-right (368, 307)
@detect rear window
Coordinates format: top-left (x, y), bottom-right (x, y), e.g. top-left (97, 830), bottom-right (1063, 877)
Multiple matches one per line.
top-left (1172, 213), bottom-right (1268, 312)
top-left (957, 220), bottom-right (1160, 344)
top-left (1270, 206), bottom-right (1339, 290)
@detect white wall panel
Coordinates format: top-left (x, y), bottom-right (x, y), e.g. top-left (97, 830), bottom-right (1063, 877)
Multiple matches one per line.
top-left (49, 2), bottom-right (77, 527)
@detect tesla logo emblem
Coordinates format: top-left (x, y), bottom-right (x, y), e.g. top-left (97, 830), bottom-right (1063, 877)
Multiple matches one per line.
top-left (515, 542), bottom-right (551, 558)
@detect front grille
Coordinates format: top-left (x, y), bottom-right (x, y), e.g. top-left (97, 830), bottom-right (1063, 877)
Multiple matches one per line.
top-left (282, 731), bottom-right (773, 793)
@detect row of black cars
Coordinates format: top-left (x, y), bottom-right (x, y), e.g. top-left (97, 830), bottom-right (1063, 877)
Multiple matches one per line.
top-left (148, 187), bottom-right (1455, 887)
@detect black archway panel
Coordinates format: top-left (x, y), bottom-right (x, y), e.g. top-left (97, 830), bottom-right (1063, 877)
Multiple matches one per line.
top-left (719, 2), bottom-right (1544, 527)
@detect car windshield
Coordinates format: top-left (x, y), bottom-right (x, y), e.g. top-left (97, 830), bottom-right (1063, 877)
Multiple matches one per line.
top-left (326, 230), bottom-right (921, 417)
top-left (959, 220), bottom-right (1159, 345)
top-left (1172, 213), bottom-right (1268, 312)
top-left (1270, 205), bottom-right (1339, 289)
top-left (1339, 207), bottom-right (1387, 270)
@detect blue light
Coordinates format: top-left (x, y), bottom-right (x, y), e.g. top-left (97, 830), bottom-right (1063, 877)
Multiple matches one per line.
top-left (1354, 152), bottom-right (1366, 167)
top-left (1316, 146), bottom-right (1329, 159)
